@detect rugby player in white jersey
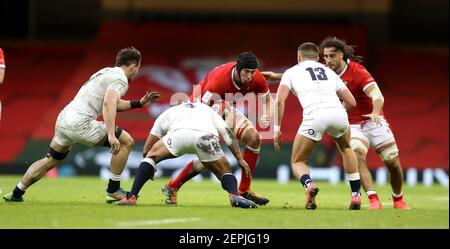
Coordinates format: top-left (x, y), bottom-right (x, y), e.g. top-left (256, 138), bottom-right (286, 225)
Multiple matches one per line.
top-left (114, 102), bottom-right (257, 208)
top-left (3, 47), bottom-right (160, 203)
top-left (274, 42), bottom-right (362, 210)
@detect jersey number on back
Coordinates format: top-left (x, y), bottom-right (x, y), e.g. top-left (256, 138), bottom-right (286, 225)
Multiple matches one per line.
top-left (306, 67), bottom-right (328, 81)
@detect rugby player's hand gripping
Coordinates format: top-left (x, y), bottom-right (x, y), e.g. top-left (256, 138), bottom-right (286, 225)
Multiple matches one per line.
top-left (140, 91), bottom-right (160, 107)
top-left (238, 159), bottom-right (251, 178)
top-left (108, 134), bottom-right (121, 155)
top-left (362, 113), bottom-right (382, 126)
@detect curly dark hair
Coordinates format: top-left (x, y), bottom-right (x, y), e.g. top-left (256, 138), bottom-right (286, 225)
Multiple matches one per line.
top-left (319, 37), bottom-right (363, 64)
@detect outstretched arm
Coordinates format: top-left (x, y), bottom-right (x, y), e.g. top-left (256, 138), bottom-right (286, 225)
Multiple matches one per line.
top-left (261, 71), bottom-right (283, 81)
top-left (274, 84), bottom-right (290, 151)
top-left (116, 91), bottom-right (160, 112)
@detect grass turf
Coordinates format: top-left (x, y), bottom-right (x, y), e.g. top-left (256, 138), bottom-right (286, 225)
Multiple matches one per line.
top-left (0, 175), bottom-right (448, 228)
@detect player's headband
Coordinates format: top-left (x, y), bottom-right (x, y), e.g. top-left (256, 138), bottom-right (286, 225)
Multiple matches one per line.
top-left (236, 51), bottom-right (258, 74)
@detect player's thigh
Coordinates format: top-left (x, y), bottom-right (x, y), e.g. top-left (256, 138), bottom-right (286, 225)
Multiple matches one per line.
top-left (325, 108), bottom-right (349, 142)
top-left (194, 132), bottom-right (225, 163)
top-left (49, 137), bottom-right (72, 153)
top-left (64, 120), bottom-right (109, 147)
top-left (363, 118), bottom-right (396, 149)
top-left (202, 156), bottom-right (232, 177)
top-left (49, 128), bottom-right (73, 161)
top-left (298, 110), bottom-right (327, 142)
top-left (227, 107), bottom-right (255, 141)
top-left (161, 129), bottom-right (197, 157)
top-left (374, 141), bottom-right (400, 163)
top-left (291, 133), bottom-right (318, 163)
top-left (331, 128), bottom-right (352, 152)
top-left (147, 139), bottom-right (176, 163)
top-left (349, 125), bottom-right (370, 156)
top-left (322, 110), bottom-right (351, 151)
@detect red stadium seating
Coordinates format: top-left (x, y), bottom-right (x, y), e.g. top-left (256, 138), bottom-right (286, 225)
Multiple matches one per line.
top-left (0, 45), bottom-right (85, 163)
top-left (1, 22), bottom-right (447, 170)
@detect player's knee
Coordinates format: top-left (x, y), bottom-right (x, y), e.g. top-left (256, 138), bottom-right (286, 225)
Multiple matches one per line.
top-left (246, 131), bottom-right (262, 148)
top-left (379, 144), bottom-right (399, 162)
top-left (193, 159), bottom-right (206, 172)
top-left (351, 139), bottom-right (368, 156)
top-left (121, 132), bottom-right (135, 149)
top-left (291, 156), bottom-right (308, 165)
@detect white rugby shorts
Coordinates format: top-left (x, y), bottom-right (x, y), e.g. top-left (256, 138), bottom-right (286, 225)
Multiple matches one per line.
top-left (298, 107), bottom-right (349, 141)
top-left (350, 116), bottom-right (395, 149)
top-left (54, 111), bottom-right (107, 147)
top-left (162, 129), bottom-right (225, 162)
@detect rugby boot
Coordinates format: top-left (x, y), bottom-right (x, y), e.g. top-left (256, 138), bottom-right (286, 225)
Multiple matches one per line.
top-left (305, 183), bottom-right (319, 210)
top-left (162, 184), bottom-right (178, 205)
top-left (229, 194), bottom-right (257, 209)
top-left (240, 191), bottom-right (269, 206)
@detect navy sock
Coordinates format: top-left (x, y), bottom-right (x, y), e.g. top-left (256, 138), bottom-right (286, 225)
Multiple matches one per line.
top-left (299, 174), bottom-right (312, 188)
top-left (349, 179), bottom-right (361, 195)
top-left (12, 186), bottom-right (25, 198)
top-left (129, 161), bottom-right (155, 198)
top-left (106, 179), bottom-right (120, 194)
top-left (220, 174), bottom-right (238, 195)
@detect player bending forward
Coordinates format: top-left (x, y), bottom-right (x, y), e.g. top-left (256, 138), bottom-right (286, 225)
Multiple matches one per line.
top-left (115, 102), bottom-right (257, 209)
top-left (3, 47), bottom-right (159, 203)
top-left (162, 51), bottom-right (271, 206)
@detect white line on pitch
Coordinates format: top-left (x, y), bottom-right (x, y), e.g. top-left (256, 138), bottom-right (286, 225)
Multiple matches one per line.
top-left (115, 217), bottom-right (202, 227)
top-left (432, 196), bottom-right (449, 201)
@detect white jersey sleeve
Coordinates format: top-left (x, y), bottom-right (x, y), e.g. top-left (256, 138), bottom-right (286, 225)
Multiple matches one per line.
top-left (106, 78), bottom-right (128, 97)
top-left (150, 109), bottom-right (170, 138)
top-left (62, 67), bottom-right (129, 122)
top-left (279, 68), bottom-right (293, 90)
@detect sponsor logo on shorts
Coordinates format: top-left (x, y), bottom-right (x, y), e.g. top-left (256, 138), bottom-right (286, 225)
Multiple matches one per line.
top-left (308, 129), bottom-right (315, 136)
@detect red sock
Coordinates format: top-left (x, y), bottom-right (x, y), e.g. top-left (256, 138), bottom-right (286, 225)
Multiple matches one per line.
top-left (168, 160), bottom-right (198, 189)
top-left (239, 148), bottom-right (259, 194)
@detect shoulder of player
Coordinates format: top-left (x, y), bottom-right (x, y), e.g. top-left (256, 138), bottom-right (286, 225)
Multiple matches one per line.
top-left (253, 69), bottom-right (268, 82)
top-left (349, 60), bottom-right (370, 73)
top-left (107, 67), bottom-right (128, 83)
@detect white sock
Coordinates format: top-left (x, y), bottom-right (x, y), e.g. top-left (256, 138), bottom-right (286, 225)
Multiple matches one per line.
top-left (109, 173), bottom-right (121, 181)
top-left (366, 190), bottom-right (377, 196)
top-left (17, 182), bottom-right (28, 191)
top-left (392, 192), bottom-right (403, 198)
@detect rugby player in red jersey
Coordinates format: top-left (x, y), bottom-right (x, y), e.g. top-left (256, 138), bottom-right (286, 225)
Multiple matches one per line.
top-left (162, 52), bottom-right (271, 206)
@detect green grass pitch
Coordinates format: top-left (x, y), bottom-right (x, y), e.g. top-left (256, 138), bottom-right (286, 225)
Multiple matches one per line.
top-left (0, 175), bottom-right (448, 228)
